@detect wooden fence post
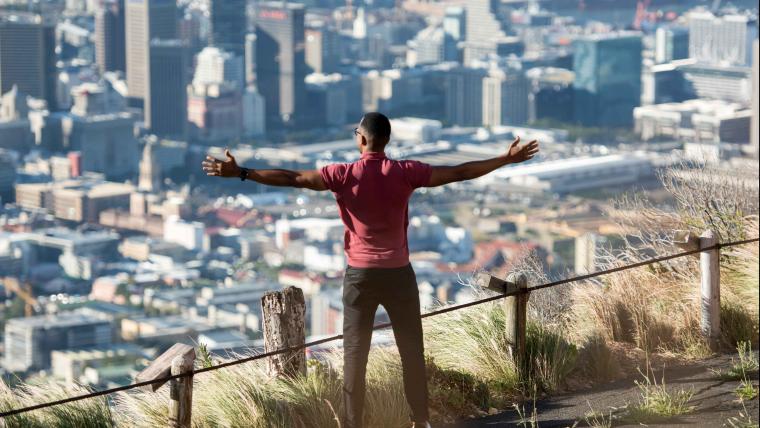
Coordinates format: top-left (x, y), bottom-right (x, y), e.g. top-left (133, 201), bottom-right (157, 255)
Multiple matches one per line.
top-left (675, 229), bottom-right (721, 350)
top-left (135, 343), bottom-right (196, 428)
top-left (699, 229), bottom-right (720, 350)
top-left (261, 286), bottom-right (306, 378)
top-left (169, 353), bottom-right (195, 428)
top-left (476, 272), bottom-right (529, 369)
top-left (504, 273), bottom-right (529, 367)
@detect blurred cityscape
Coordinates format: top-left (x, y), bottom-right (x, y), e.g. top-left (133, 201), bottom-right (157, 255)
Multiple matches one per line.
top-left (0, 0), bottom-right (757, 390)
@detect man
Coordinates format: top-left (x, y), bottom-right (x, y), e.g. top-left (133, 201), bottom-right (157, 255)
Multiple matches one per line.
top-left (202, 112), bottom-right (539, 428)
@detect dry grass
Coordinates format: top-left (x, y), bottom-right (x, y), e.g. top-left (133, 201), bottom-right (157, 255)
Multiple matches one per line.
top-left (571, 162), bottom-right (759, 361)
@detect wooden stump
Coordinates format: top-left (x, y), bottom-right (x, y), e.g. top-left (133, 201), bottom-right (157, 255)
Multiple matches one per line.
top-left (261, 286), bottom-right (306, 378)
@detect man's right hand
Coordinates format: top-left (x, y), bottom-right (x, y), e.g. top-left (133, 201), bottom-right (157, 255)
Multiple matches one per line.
top-left (202, 149), bottom-right (242, 178)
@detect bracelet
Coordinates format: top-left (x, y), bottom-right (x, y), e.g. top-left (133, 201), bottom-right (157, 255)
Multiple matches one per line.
top-left (239, 167), bottom-right (249, 181)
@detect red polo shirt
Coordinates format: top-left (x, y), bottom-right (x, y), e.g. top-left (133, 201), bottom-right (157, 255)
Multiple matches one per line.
top-left (320, 151), bottom-right (432, 268)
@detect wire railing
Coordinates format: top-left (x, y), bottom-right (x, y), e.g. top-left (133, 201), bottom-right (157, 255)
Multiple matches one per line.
top-left (0, 236), bottom-right (757, 419)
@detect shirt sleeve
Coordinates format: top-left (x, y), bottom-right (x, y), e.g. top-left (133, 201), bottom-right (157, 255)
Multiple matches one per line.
top-left (402, 160), bottom-right (433, 189)
top-left (320, 163), bottom-right (347, 193)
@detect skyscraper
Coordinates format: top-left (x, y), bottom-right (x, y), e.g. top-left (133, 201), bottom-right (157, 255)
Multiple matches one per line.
top-left (209, 0), bottom-right (247, 55)
top-left (148, 39), bottom-right (189, 138)
top-left (125, 0), bottom-right (177, 106)
top-left (95, 0), bottom-right (126, 73)
top-left (254, 2), bottom-right (307, 129)
top-left (573, 33), bottom-right (643, 127)
top-left (482, 67), bottom-right (529, 127)
top-left (462, 0), bottom-right (515, 64)
top-left (0, 13), bottom-right (58, 110)
top-left (654, 25), bottom-right (688, 64)
top-left (688, 10), bottom-right (758, 66)
top-left (444, 66), bottom-right (486, 126)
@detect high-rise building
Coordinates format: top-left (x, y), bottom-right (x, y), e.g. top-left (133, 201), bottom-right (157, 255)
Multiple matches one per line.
top-left (444, 66), bottom-right (486, 126)
top-left (305, 25), bottom-right (340, 74)
top-left (654, 25), bottom-right (688, 64)
top-left (406, 25), bottom-right (458, 67)
top-left (482, 67), bottom-right (529, 127)
top-left (0, 13), bottom-right (57, 110)
top-left (244, 33), bottom-right (257, 87)
top-left (526, 67), bottom-right (575, 123)
top-left (148, 39), bottom-right (189, 138)
top-left (688, 10), bottom-right (758, 67)
top-left (0, 149), bottom-right (15, 204)
top-left (125, 0), bottom-right (177, 106)
top-left (254, 2), bottom-right (307, 129)
top-left (95, 0), bottom-right (126, 73)
top-left (62, 82), bottom-right (139, 180)
top-left (752, 39), bottom-right (759, 159)
top-left (193, 47), bottom-right (244, 88)
top-left (573, 33), bottom-right (642, 127)
top-left (209, 0), bottom-right (247, 55)
top-left (462, 0), bottom-right (517, 64)
top-left (0, 85), bottom-right (34, 153)
top-left (443, 6), bottom-right (466, 42)
top-left (4, 311), bottom-right (113, 372)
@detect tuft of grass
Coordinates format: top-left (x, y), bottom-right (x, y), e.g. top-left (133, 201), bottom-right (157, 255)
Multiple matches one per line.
top-left (726, 401), bottom-right (759, 428)
top-left (712, 341), bottom-right (759, 381)
top-left (736, 379), bottom-right (758, 401)
top-left (577, 333), bottom-right (619, 383)
top-left (582, 401), bottom-right (616, 428)
top-left (623, 367), bottom-right (695, 424)
top-left (523, 323), bottom-right (578, 394)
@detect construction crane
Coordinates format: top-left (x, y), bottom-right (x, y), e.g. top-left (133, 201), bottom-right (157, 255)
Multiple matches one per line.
top-left (2, 277), bottom-right (39, 317)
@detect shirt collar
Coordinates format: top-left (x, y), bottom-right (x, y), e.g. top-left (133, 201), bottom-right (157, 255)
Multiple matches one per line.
top-left (360, 151), bottom-right (387, 160)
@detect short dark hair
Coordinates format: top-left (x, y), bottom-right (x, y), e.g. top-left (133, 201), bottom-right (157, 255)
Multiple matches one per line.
top-left (359, 112), bottom-right (391, 144)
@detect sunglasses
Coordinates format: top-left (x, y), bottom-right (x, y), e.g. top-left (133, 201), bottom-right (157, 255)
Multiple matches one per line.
top-left (353, 128), bottom-right (360, 136)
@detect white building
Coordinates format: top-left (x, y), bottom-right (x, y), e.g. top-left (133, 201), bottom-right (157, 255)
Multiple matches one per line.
top-left (634, 99), bottom-right (751, 144)
top-left (192, 46), bottom-right (244, 88)
top-left (688, 9), bottom-right (757, 66)
top-left (163, 215), bottom-right (205, 251)
top-left (390, 117), bottom-right (442, 142)
top-left (482, 154), bottom-right (655, 194)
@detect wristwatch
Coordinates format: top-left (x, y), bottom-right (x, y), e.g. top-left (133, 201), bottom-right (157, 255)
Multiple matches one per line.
top-left (239, 167), bottom-right (249, 181)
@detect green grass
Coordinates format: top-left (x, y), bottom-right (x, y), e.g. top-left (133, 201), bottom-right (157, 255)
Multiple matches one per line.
top-left (736, 379), bottom-right (758, 401)
top-left (712, 341), bottom-right (759, 381)
top-left (622, 367), bottom-right (695, 424)
top-left (726, 400), bottom-right (759, 428)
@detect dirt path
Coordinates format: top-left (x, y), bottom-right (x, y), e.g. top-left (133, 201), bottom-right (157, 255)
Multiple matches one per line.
top-left (444, 353), bottom-right (759, 428)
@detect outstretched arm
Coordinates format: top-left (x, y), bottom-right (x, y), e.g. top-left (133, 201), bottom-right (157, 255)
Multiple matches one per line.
top-left (201, 149), bottom-right (328, 191)
top-left (426, 137), bottom-right (539, 187)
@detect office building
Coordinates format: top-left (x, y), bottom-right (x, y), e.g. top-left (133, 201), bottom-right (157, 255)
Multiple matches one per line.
top-left (0, 85), bottom-right (34, 153)
top-left (4, 311), bottom-right (113, 372)
top-left (15, 177), bottom-right (134, 223)
top-left (305, 73), bottom-right (360, 127)
top-left (688, 9), bottom-right (758, 66)
top-left (61, 82), bottom-right (139, 180)
top-left (0, 149), bottom-right (15, 204)
top-left (444, 66), bottom-right (486, 126)
top-left (462, 0), bottom-right (520, 64)
top-left (305, 25), bottom-right (340, 74)
top-left (254, 2), bottom-right (307, 129)
top-left (209, 0), bottom-right (247, 55)
top-left (0, 13), bottom-right (57, 110)
top-left (655, 25), bottom-right (689, 64)
top-left (634, 99), bottom-right (751, 144)
top-left (125, 0), bottom-right (177, 106)
top-left (242, 87), bottom-right (266, 137)
top-left (482, 67), bottom-right (529, 127)
top-left (95, 0), bottom-right (126, 73)
top-left (406, 25), bottom-right (458, 67)
top-left (641, 61), bottom-right (693, 105)
top-left (443, 6), bottom-right (466, 42)
top-left (526, 67), bottom-right (574, 123)
top-left (193, 47), bottom-right (244, 88)
top-left (148, 39), bottom-right (189, 138)
top-left (679, 61), bottom-right (752, 104)
top-left (573, 33), bottom-right (642, 127)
